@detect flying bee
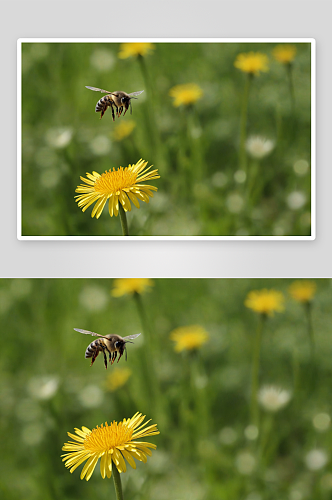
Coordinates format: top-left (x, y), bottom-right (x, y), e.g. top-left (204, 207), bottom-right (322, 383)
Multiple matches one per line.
top-left (85, 86), bottom-right (144, 120)
top-left (74, 328), bottom-right (141, 369)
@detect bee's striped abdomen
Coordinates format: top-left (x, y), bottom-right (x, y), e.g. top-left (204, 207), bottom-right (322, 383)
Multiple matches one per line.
top-left (85, 339), bottom-right (102, 359)
top-left (95, 95), bottom-right (113, 119)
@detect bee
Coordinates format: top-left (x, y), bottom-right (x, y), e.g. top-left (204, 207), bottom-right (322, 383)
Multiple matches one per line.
top-left (85, 86), bottom-right (144, 120)
top-left (74, 328), bottom-right (141, 369)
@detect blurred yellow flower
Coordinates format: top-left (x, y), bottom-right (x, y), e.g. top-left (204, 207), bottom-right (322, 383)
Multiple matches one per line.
top-left (245, 289), bottom-right (285, 316)
top-left (118, 43), bottom-right (155, 59)
top-left (105, 367), bottom-right (132, 392)
top-left (75, 159), bottom-right (160, 218)
top-left (169, 83), bottom-right (203, 107)
top-left (234, 52), bottom-right (269, 75)
top-left (273, 44), bottom-right (297, 64)
top-left (113, 120), bottom-right (136, 142)
top-left (289, 280), bottom-right (316, 303)
top-left (61, 412), bottom-right (159, 480)
top-left (170, 325), bottom-right (209, 352)
top-left (112, 278), bottom-right (154, 297)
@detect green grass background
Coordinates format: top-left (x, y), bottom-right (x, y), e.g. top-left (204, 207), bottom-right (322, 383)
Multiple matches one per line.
top-left (21, 42), bottom-right (311, 236)
top-left (1, 278), bottom-right (332, 500)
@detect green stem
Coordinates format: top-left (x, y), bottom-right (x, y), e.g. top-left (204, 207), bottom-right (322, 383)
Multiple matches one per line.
top-left (286, 63), bottom-right (295, 113)
top-left (137, 55), bottom-right (160, 157)
top-left (305, 302), bottom-right (315, 393)
top-left (292, 346), bottom-right (300, 397)
top-left (133, 292), bottom-right (163, 421)
top-left (250, 314), bottom-right (266, 426)
top-left (119, 205), bottom-right (129, 236)
top-left (112, 466), bottom-right (124, 500)
top-left (246, 159), bottom-right (260, 206)
top-left (239, 74), bottom-right (252, 174)
top-left (304, 302), bottom-right (315, 360)
top-left (133, 292), bottom-right (151, 344)
top-left (190, 351), bottom-right (209, 440)
top-left (187, 106), bottom-right (203, 182)
top-left (258, 414), bottom-right (274, 466)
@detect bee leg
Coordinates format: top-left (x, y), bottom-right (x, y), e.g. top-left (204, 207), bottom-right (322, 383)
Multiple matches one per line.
top-left (114, 105), bottom-right (119, 118)
top-left (102, 347), bottom-right (108, 369)
top-left (117, 351), bottom-right (123, 363)
top-left (123, 107), bottom-right (127, 116)
top-left (111, 352), bottom-right (117, 365)
top-left (90, 351), bottom-right (98, 367)
top-left (118, 106), bottom-right (123, 117)
top-left (110, 103), bottom-right (115, 122)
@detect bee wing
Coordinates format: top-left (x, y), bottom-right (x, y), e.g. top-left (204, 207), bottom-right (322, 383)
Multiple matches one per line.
top-left (74, 328), bottom-right (106, 338)
top-left (127, 90), bottom-right (144, 98)
top-left (122, 333), bottom-right (141, 341)
top-left (85, 86), bottom-right (112, 94)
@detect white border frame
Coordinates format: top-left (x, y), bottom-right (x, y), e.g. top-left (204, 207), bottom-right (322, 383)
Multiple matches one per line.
top-left (17, 38), bottom-right (316, 241)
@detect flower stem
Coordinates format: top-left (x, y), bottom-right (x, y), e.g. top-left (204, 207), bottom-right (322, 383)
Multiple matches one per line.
top-left (250, 314), bottom-right (266, 426)
top-left (119, 205), bottom-right (129, 236)
top-left (304, 302), bottom-right (315, 361)
top-left (112, 467), bottom-right (124, 500)
top-left (133, 292), bottom-right (163, 419)
top-left (133, 292), bottom-right (151, 344)
top-left (304, 302), bottom-right (316, 391)
top-left (286, 63), bottom-right (295, 113)
top-left (137, 55), bottom-right (160, 157)
top-left (239, 73), bottom-right (252, 174)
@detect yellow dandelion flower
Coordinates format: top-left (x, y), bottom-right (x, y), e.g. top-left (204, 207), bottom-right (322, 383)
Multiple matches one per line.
top-left (289, 280), bottom-right (316, 303)
top-left (273, 44), bottom-right (297, 64)
top-left (75, 159), bottom-right (160, 218)
top-left (170, 325), bottom-right (209, 352)
top-left (245, 289), bottom-right (285, 316)
top-left (234, 52), bottom-right (269, 75)
top-left (105, 367), bottom-right (132, 392)
top-left (113, 120), bottom-right (136, 142)
top-left (169, 83), bottom-right (203, 107)
top-left (111, 278), bottom-right (154, 297)
top-left (61, 412), bottom-right (159, 481)
top-left (118, 43), bottom-right (155, 59)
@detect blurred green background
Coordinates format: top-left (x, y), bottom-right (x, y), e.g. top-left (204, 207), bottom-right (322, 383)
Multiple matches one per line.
top-left (21, 42), bottom-right (312, 236)
top-left (1, 278), bottom-right (332, 500)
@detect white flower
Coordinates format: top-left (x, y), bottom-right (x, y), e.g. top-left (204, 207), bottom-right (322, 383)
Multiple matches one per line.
top-left (28, 376), bottom-right (59, 400)
top-left (246, 136), bottom-right (275, 159)
top-left (287, 191), bottom-right (306, 210)
top-left (40, 168), bottom-right (62, 189)
top-left (211, 171), bottom-right (228, 188)
top-left (244, 425), bottom-right (259, 440)
top-left (79, 285), bottom-right (109, 311)
top-left (219, 427), bottom-right (237, 445)
top-left (46, 127), bottom-right (73, 148)
top-left (293, 159), bottom-right (309, 176)
top-left (305, 449), bottom-right (328, 471)
top-left (89, 135), bottom-right (112, 156)
top-left (21, 423), bottom-right (45, 446)
top-left (235, 451), bottom-right (256, 475)
top-left (258, 385), bottom-right (291, 412)
top-left (78, 384), bottom-right (104, 408)
top-left (313, 413), bottom-right (331, 432)
top-left (226, 193), bottom-right (244, 213)
top-left (234, 170), bottom-right (246, 183)
top-left (90, 49), bottom-right (115, 72)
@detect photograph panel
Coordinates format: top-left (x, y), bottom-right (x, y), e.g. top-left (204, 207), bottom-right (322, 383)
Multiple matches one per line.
top-left (18, 39), bottom-right (314, 239)
top-left (1, 278), bottom-right (330, 499)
